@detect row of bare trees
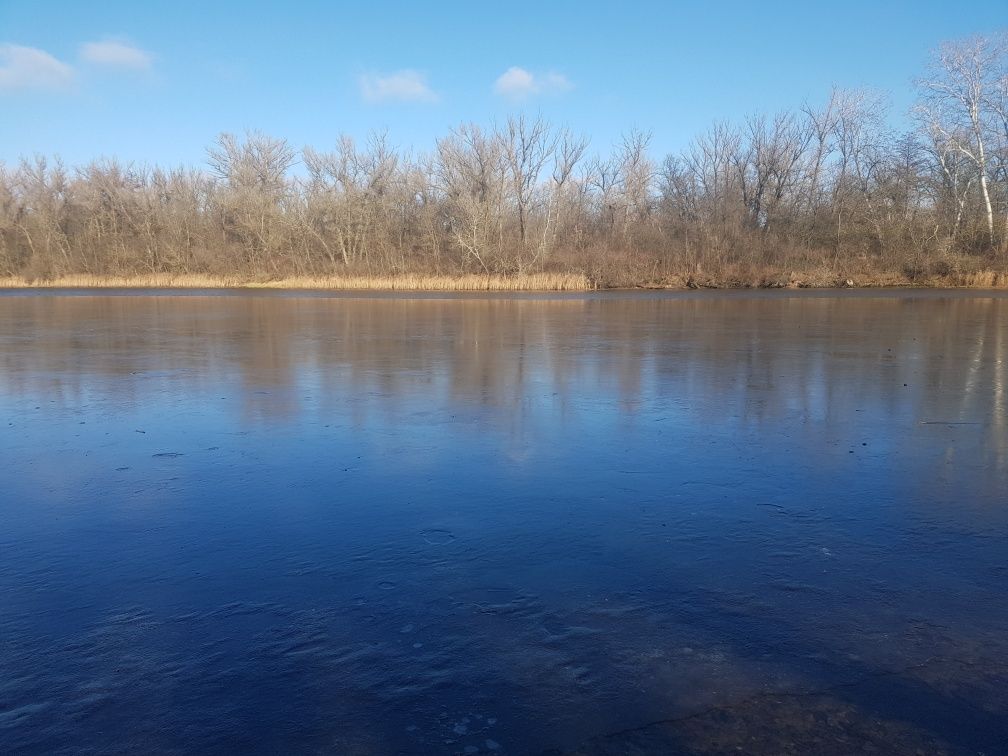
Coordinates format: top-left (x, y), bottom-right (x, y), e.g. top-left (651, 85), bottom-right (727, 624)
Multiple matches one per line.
top-left (1, 34), bottom-right (1005, 283)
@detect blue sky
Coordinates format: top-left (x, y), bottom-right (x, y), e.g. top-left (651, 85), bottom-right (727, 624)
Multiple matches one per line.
top-left (1, 0), bottom-right (1005, 168)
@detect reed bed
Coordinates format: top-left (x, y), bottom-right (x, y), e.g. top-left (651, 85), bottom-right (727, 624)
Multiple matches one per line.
top-left (2, 269), bottom-right (1006, 291)
top-left (0, 272), bottom-right (593, 292)
top-left (952, 270), bottom-right (1008, 288)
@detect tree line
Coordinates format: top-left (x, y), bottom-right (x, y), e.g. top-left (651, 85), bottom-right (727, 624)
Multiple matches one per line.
top-left (1, 34), bottom-right (1006, 286)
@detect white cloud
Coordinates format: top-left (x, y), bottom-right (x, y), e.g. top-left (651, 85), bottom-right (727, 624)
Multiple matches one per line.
top-left (80, 40), bottom-right (152, 69)
top-left (494, 67), bottom-right (572, 99)
top-left (359, 70), bottom-right (438, 103)
top-left (0, 44), bottom-right (75, 91)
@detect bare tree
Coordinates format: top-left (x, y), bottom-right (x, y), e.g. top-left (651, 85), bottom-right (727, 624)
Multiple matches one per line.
top-left (13, 155), bottom-right (74, 274)
top-left (497, 115), bottom-right (556, 262)
top-left (732, 113), bottom-right (810, 233)
top-left (539, 128), bottom-right (588, 259)
top-left (303, 133), bottom-right (399, 268)
top-left (918, 34), bottom-right (1006, 248)
top-left (207, 131), bottom-right (296, 270)
top-left (616, 129), bottom-right (654, 236)
top-left (585, 153), bottom-right (621, 235)
top-left (985, 59), bottom-right (1008, 250)
top-left (436, 124), bottom-right (505, 272)
top-left (2, 33), bottom-right (1007, 286)
top-left (923, 119), bottom-right (977, 244)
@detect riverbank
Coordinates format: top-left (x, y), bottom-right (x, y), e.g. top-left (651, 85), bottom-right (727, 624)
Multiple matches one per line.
top-left (0, 268), bottom-right (1006, 291)
top-left (0, 272), bottom-right (593, 292)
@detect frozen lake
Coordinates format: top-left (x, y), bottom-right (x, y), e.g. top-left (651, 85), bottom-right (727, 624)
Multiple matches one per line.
top-left (1, 290), bottom-right (1006, 754)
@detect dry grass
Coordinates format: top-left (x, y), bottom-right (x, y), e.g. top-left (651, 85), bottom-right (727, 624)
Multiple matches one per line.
top-left (0, 272), bottom-right (593, 292)
top-left (952, 270), bottom-right (1008, 288)
top-left (644, 265), bottom-right (1008, 290)
top-left (1, 268), bottom-right (1006, 291)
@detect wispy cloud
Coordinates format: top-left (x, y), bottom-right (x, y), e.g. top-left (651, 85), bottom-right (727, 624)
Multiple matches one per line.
top-left (359, 70), bottom-right (438, 104)
top-left (80, 40), bottom-right (152, 70)
top-left (0, 44), bottom-right (75, 91)
top-left (494, 67), bottom-right (572, 100)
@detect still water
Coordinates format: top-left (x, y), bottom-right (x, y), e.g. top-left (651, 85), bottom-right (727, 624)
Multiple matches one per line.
top-left (1, 290), bottom-right (1006, 755)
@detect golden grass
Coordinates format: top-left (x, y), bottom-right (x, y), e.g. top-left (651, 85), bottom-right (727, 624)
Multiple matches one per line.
top-left (1, 268), bottom-right (1006, 291)
top-left (952, 270), bottom-right (1008, 288)
top-left (0, 272), bottom-right (593, 292)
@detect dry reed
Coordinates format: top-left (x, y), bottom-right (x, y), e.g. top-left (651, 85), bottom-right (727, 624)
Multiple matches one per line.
top-left (2, 269), bottom-right (1007, 291)
top-left (0, 272), bottom-right (594, 292)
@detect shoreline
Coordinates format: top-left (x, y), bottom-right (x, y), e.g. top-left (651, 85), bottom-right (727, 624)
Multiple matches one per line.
top-left (0, 273), bottom-right (594, 292)
top-left (1, 270), bottom-right (1007, 292)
